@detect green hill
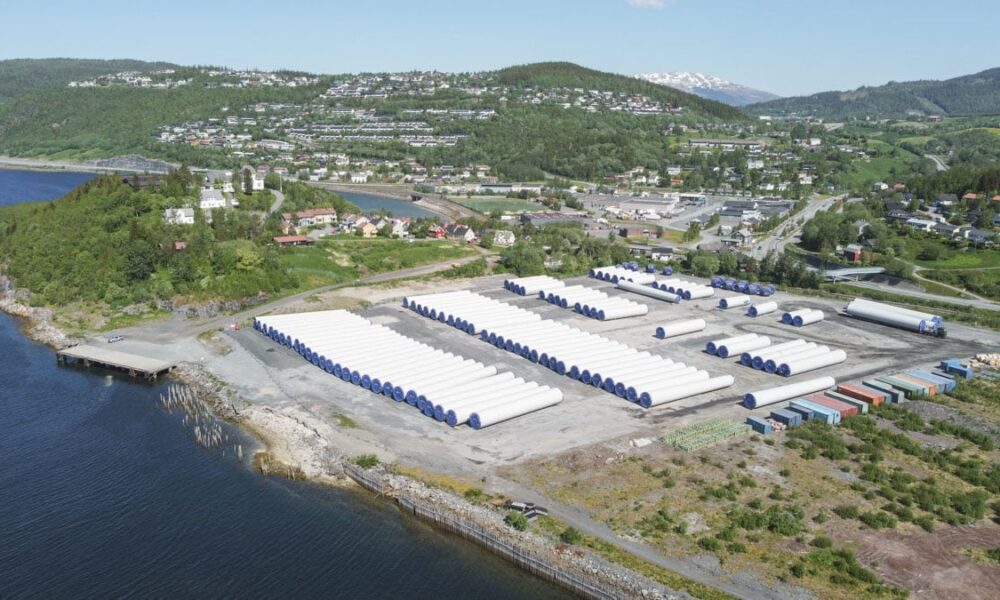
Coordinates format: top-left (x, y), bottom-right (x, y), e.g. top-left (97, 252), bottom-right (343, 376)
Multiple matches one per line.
top-left (0, 58), bottom-right (178, 103)
top-left (747, 67), bottom-right (1000, 119)
top-left (495, 62), bottom-right (745, 120)
top-left (0, 59), bottom-right (746, 179)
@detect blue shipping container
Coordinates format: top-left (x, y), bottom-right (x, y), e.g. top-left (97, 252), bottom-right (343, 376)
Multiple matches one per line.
top-left (790, 399), bottom-right (841, 425)
top-left (746, 415), bottom-right (773, 434)
top-left (770, 408), bottom-right (802, 427)
top-left (907, 370), bottom-right (956, 394)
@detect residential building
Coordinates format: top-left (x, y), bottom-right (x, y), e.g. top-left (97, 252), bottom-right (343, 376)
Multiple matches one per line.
top-left (444, 223), bottom-right (476, 242)
top-left (492, 230), bottom-right (516, 247)
top-left (273, 235), bottom-right (313, 246)
top-left (164, 207), bottom-right (195, 225)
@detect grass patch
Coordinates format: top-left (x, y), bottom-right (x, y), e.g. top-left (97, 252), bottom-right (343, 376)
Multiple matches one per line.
top-left (533, 517), bottom-right (737, 600)
top-left (333, 412), bottom-right (358, 428)
top-left (279, 238), bottom-right (477, 289)
top-left (452, 196), bottom-right (546, 213)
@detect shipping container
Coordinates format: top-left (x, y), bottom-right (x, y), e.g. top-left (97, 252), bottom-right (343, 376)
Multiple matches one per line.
top-left (785, 405), bottom-right (813, 423)
top-left (892, 373), bottom-right (936, 396)
top-left (770, 408), bottom-right (802, 427)
top-left (939, 359), bottom-right (973, 379)
top-left (836, 383), bottom-right (885, 406)
top-left (790, 399), bottom-right (841, 425)
top-left (907, 370), bottom-right (955, 394)
top-left (875, 376), bottom-right (923, 400)
top-left (861, 380), bottom-right (902, 403)
top-left (746, 415), bottom-right (773, 434)
top-left (825, 392), bottom-right (869, 414)
top-left (805, 394), bottom-right (858, 418)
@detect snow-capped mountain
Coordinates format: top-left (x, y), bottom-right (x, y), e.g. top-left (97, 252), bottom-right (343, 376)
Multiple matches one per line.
top-left (636, 72), bottom-right (780, 106)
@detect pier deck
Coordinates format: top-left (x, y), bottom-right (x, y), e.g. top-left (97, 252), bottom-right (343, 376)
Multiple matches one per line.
top-left (56, 345), bottom-right (175, 380)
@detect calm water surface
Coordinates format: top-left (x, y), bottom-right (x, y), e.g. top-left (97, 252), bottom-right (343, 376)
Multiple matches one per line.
top-left (0, 169), bottom-right (568, 599)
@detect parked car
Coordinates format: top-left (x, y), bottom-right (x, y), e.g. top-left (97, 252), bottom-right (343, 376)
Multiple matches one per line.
top-left (107, 335), bottom-right (124, 343)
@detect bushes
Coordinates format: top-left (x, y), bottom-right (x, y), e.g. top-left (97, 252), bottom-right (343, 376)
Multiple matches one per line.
top-left (505, 511), bottom-right (529, 531)
top-left (697, 537), bottom-right (722, 552)
top-left (559, 526), bottom-right (583, 545)
top-left (859, 510), bottom-right (898, 529)
top-left (354, 454), bottom-right (379, 469)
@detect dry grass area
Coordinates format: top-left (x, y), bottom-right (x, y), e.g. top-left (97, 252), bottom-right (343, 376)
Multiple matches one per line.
top-left (504, 397), bottom-right (1000, 600)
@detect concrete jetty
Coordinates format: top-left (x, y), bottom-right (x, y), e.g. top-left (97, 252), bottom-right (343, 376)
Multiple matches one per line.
top-left (56, 345), bottom-right (175, 380)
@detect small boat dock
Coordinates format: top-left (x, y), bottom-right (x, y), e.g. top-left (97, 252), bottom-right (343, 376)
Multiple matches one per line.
top-left (56, 345), bottom-right (175, 380)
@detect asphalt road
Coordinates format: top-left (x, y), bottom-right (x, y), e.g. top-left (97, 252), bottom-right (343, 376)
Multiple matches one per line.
top-left (925, 154), bottom-right (949, 172)
top-left (749, 194), bottom-right (846, 260)
top-left (834, 279), bottom-right (1000, 311)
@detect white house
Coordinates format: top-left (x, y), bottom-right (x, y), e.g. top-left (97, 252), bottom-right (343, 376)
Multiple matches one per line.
top-left (251, 172), bottom-right (265, 191)
top-left (493, 230), bottom-right (516, 247)
top-left (164, 207), bottom-right (195, 225)
top-left (199, 188), bottom-right (227, 210)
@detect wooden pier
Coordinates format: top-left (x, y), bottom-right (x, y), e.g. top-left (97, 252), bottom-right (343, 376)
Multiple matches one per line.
top-left (56, 345), bottom-right (175, 380)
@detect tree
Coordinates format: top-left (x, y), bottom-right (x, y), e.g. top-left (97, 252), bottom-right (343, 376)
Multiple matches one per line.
top-left (691, 255), bottom-right (720, 277)
top-left (124, 239), bottom-right (156, 282)
top-left (683, 221), bottom-right (702, 243)
top-left (242, 167), bottom-right (253, 195)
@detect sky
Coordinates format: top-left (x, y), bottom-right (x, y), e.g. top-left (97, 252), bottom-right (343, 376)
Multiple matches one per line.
top-left (1, 0), bottom-right (998, 96)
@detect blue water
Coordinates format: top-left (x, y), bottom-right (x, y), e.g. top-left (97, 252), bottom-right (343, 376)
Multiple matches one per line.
top-left (0, 170), bottom-right (568, 599)
top-left (338, 190), bottom-right (442, 220)
top-left (0, 168), bottom-right (95, 206)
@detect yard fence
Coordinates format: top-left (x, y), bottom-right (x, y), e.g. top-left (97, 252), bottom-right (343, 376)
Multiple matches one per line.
top-left (344, 464), bottom-right (621, 600)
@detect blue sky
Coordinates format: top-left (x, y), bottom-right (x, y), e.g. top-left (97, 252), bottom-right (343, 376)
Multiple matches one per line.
top-left (1, 0), bottom-right (998, 96)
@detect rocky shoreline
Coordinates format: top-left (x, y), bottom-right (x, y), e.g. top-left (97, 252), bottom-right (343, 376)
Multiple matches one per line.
top-left (0, 292), bottom-right (688, 600)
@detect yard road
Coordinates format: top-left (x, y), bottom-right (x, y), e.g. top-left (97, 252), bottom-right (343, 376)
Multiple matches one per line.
top-left (106, 249), bottom-right (492, 345)
top-left (749, 194), bottom-right (846, 260)
top-left (268, 189), bottom-right (285, 214)
top-left (925, 154), bottom-right (949, 172)
top-left (835, 278), bottom-right (1000, 311)
top-left (488, 476), bottom-right (798, 600)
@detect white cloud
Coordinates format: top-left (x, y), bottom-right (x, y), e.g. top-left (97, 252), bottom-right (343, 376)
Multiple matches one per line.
top-left (626, 0), bottom-right (669, 8)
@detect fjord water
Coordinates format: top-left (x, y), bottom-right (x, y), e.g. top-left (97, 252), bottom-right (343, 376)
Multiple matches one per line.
top-left (0, 168), bottom-right (94, 206)
top-left (337, 189), bottom-right (442, 219)
top-left (0, 170), bottom-right (568, 599)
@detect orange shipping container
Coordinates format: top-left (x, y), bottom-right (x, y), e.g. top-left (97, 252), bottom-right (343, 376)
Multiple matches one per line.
top-left (837, 383), bottom-right (884, 406)
top-left (806, 394), bottom-right (858, 418)
top-left (893, 373), bottom-right (937, 396)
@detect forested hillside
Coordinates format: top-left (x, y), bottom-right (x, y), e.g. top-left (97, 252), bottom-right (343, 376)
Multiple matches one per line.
top-left (0, 175), bottom-right (339, 308)
top-left (747, 68), bottom-right (1000, 118)
top-left (496, 62), bottom-right (746, 121)
top-left (0, 58), bottom-right (178, 103)
top-left (0, 77), bottom-right (325, 165)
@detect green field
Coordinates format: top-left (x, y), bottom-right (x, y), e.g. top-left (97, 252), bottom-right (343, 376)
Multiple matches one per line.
top-left (453, 196), bottom-right (546, 213)
top-left (279, 238), bottom-right (477, 288)
top-left (910, 247), bottom-right (1000, 270)
top-left (838, 156), bottom-right (917, 187)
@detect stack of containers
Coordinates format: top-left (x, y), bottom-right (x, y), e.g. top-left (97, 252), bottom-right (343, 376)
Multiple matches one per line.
top-left (706, 333), bottom-right (772, 358)
top-left (538, 284), bottom-right (649, 321)
top-left (504, 275), bottom-right (565, 296)
top-left (589, 266), bottom-right (656, 285)
top-left (405, 292), bottom-right (735, 409)
top-left (844, 298), bottom-right (943, 334)
top-left (253, 310), bottom-right (562, 429)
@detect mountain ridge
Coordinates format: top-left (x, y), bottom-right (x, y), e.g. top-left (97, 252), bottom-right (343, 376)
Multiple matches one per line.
top-left (746, 67), bottom-right (1000, 118)
top-left (636, 71), bottom-right (780, 106)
